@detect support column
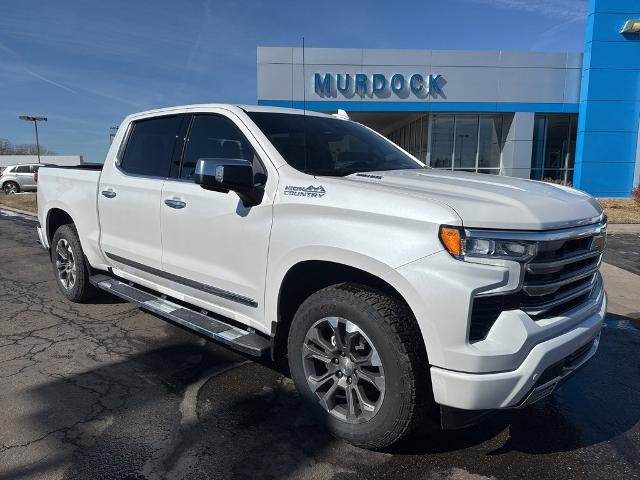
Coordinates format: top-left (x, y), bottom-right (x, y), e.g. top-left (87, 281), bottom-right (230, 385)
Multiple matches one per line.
top-left (574, 0), bottom-right (640, 197)
top-left (501, 112), bottom-right (534, 179)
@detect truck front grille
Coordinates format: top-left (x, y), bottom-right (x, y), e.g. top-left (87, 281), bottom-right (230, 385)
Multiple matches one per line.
top-left (469, 222), bottom-right (606, 342)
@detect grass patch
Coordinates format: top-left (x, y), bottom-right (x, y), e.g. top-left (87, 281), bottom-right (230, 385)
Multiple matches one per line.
top-left (598, 199), bottom-right (640, 224)
top-left (0, 192), bottom-right (37, 214)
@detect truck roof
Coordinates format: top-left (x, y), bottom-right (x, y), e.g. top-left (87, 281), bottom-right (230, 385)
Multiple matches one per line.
top-left (125, 103), bottom-right (335, 122)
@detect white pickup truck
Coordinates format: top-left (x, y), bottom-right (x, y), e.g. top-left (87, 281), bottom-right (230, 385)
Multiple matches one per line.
top-left (37, 104), bottom-right (607, 449)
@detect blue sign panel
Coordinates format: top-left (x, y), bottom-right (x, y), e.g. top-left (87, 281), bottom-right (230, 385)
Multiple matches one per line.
top-left (314, 73), bottom-right (444, 98)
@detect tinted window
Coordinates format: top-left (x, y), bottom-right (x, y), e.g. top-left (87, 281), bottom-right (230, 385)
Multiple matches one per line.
top-left (15, 165), bottom-right (31, 173)
top-left (181, 115), bottom-right (265, 181)
top-left (247, 112), bottom-right (422, 177)
top-left (121, 115), bottom-right (182, 177)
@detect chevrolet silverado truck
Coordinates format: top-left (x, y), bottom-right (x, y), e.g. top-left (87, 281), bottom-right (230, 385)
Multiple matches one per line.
top-left (37, 104), bottom-right (607, 449)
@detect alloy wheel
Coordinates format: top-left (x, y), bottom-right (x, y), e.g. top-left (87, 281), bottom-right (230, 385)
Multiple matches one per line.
top-left (302, 316), bottom-right (385, 424)
top-left (55, 238), bottom-right (77, 290)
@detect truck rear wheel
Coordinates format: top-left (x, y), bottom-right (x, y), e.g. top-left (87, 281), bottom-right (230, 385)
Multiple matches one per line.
top-left (288, 283), bottom-right (435, 450)
top-left (51, 224), bottom-right (96, 302)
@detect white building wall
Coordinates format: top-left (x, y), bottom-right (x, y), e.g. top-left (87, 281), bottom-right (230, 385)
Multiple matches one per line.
top-left (257, 47), bottom-right (583, 107)
top-left (0, 155), bottom-right (83, 167)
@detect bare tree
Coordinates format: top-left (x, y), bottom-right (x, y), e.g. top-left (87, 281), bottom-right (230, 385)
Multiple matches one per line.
top-left (0, 139), bottom-right (13, 154)
top-left (0, 138), bottom-right (57, 155)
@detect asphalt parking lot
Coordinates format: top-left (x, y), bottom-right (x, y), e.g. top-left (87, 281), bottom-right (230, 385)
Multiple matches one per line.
top-left (0, 209), bottom-right (638, 480)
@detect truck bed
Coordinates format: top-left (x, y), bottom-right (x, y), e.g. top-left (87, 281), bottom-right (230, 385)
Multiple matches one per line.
top-left (37, 165), bottom-right (105, 268)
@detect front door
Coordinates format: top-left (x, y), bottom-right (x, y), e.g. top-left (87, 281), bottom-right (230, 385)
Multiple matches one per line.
top-left (160, 111), bottom-right (274, 330)
top-left (99, 114), bottom-right (184, 277)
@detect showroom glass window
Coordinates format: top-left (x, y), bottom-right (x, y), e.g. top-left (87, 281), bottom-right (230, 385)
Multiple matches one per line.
top-left (436, 114), bottom-right (503, 174)
top-left (430, 115), bottom-right (455, 168)
top-left (387, 116), bottom-right (426, 161)
top-left (530, 114), bottom-right (577, 184)
top-left (388, 114), bottom-right (503, 174)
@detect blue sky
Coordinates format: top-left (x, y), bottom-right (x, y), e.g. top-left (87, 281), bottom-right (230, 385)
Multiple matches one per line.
top-left (0, 0), bottom-right (587, 162)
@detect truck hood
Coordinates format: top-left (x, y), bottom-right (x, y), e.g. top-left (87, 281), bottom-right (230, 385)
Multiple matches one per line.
top-left (345, 169), bottom-right (603, 230)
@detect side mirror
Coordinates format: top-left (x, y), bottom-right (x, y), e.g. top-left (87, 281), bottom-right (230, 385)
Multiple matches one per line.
top-left (194, 158), bottom-right (263, 207)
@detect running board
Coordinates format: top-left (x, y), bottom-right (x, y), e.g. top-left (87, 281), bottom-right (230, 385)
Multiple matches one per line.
top-left (89, 274), bottom-right (270, 357)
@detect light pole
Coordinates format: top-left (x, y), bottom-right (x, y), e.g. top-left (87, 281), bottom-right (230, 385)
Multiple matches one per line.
top-left (18, 115), bottom-right (48, 163)
top-left (109, 126), bottom-right (119, 145)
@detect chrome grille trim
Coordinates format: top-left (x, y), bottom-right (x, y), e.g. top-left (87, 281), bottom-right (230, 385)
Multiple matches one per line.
top-left (525, 249), bottom-right (602, 274)
top-left (467, 219), bottom-right (606, 339)
top-left (520, 220), bottom-right (605, 306)
top-left (522, 261), bottom-right (602, 296)
top-left (522, 274), bottom-right (601, 317)
top-left (464, 218), bottom-right (606, 243)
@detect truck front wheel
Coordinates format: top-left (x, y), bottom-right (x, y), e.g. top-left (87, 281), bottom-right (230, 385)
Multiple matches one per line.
top-left (288, 283), bottom-right (435, 450)
top-left (51, 224), bottom-right (96, 302)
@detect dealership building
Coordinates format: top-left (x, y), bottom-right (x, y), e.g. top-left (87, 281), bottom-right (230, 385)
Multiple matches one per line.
top-left (257, 0), bottom-right (640, 197)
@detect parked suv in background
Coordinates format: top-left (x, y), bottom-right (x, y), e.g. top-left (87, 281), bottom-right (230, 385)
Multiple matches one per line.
top-left (1, 163), bottom-right (49, 193)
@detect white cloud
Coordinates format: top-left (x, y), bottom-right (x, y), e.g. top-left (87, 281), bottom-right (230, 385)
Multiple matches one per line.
top-left (530, 16), bottom-right (583, 50)
top-left (0, 40), bottom-right (19, 56)
top-left (22, 68), bottom-right (78, 94)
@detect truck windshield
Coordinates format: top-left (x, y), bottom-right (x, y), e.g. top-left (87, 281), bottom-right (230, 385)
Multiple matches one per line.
top-left (247, 112), bottom-right (424, 177)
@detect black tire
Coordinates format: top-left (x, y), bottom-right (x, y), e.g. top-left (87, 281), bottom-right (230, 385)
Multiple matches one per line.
top-left (51, 224), bottom-right (96, 302)
top-left (288, 283), bottom-right (436, 450)
top-left (3, 181), bottom-right (19, 194)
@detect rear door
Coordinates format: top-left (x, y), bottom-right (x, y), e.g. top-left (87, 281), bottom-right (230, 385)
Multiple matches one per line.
top-left (160, 110), bottom-right (275, 330)
top-left (99, 114), bottom-right (184, 277)
top-left (14, 164), bottom-right (33, 189)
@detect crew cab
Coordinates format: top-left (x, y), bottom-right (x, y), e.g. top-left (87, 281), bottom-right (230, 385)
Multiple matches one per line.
top-left (37, 104), bottom-right (607, 449)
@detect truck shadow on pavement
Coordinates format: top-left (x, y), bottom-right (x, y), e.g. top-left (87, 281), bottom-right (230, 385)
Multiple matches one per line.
top-left (399, 315), bottom-right (640, 457)
top-left (4, 314), bottom-right (639, 480)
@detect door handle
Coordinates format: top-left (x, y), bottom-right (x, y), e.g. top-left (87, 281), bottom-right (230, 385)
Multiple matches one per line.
top-left (101, 189), bottom-right (116, 199)
top-left (164, 199), bottom-right (186, 209)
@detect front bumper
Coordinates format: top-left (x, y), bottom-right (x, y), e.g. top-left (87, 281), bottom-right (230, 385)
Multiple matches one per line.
top-left (430, 290), bottom-right (606, 411)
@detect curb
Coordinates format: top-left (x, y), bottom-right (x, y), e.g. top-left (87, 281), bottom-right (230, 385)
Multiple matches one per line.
top-left (0, 206), bottom-right (37, 218)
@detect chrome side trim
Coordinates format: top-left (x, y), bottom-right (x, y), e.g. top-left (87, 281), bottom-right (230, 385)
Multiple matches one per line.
top-left (104, 252), bottom-right (258, 308)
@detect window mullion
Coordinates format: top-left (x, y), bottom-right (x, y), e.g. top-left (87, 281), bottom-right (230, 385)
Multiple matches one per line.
top-left (475, 115), bottom-right (481, 172)
top-left (451, 115), bottom-right (457, 171)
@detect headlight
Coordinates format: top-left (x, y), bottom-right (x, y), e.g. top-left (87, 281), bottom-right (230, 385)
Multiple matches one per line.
top-left (439, 226), bottom-right (537, 262)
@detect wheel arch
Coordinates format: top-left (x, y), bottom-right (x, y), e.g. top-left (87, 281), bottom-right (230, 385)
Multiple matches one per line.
top-left (46, 208), bottom-right (75, 246)
top-left (271, 259), bottom-right (421, 360)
